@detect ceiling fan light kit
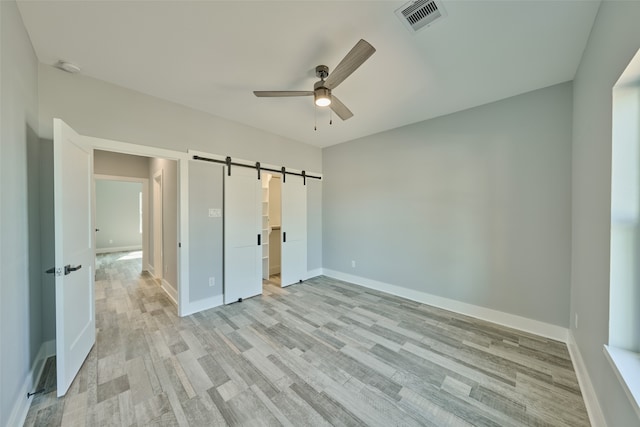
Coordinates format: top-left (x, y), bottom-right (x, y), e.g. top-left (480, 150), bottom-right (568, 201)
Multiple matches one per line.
top-left (253, 39), bottom-right (376, 123)
top-left (314, 85), bottom-right (331, 107)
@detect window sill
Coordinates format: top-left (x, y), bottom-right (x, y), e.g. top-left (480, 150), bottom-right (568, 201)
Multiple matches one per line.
top-left (604, 345), bottom-right (640, 420)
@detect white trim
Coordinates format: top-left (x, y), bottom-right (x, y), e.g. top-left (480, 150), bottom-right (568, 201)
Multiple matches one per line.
top-left (96, 245), bottom-right (142, 254)
top-left (188, 149), bottom-right (323, 179)
top-left (7, 340), bottom-right (56, 427)
top-left (565, 332), bottom-right (608, 427)
top-left (305, 268), bottom-right (323, 280)
top-left (161, 279), bottom-right (178, 306)
top-left (178, 158), bottom-right (190, 317)
top-left (270, 265), bottom-right (281, 276)
top-left (87, 136), bottom-right (188, 161)
top-left (94, 174), bottom-right (147, 183)
top-left (42, 340), bottom-right (57, 358)
top-left (181, 295), bottom-right (224, 317)
top-left (147, 269), bottom-right (178, 307)
top-left (83, 133), bottom-right (189, 318)
top-left (604, 345), bottom-right (640, 421)
top-left (152, 170), bottom-right (164, 280)
top-left (322, 269), bottom-right (569, 342)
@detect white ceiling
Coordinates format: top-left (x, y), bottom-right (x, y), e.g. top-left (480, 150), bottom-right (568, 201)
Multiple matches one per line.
top-left (17, 0), bottom-right (600, 148)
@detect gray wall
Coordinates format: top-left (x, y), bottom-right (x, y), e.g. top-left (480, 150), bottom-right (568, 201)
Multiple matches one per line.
top-left (571, 1), bottom-right (640, 426)
top-left (307, 178), bottom-right (322, 272)
top-left (150, 158), bottom-right (178, 291)
top-left (38, 64), bottom-right (322, 173)
top-left (323, 82), bottom-right (573, 327)
top-left (0, 1), bottom-right (40, 425)
top-left (188, 161), bottom-right (224, 302)
top-left (37, 61), bottom-right (324, 296)
top-left (95, 180), bottom-right (143, 251)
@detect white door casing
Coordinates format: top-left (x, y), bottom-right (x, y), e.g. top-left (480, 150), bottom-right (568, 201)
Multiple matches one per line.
top-left (281, 174), bottom-right (307, 287)
top-left (224, 166), bottom-right (262, 303)
top-left (153, 170), bottom-right (164, 279)
top-left (53, 119), bottom-right (96, 397)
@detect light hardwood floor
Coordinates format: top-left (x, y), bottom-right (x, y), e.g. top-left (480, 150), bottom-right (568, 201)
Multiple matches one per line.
top-left (25, 252), bottom-right (590, 426)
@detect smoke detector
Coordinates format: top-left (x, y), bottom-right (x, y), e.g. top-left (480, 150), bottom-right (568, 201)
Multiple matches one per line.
top-left (395, 0), bottom-right (447, 34)
top-left (56, 61), bottom-right (81, 74)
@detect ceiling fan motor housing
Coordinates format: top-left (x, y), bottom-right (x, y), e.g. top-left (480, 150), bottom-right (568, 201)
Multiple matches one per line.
top-left (315, 65), bottom-right (329, 79)
top-left (313, 81), bottom-right (332, 106)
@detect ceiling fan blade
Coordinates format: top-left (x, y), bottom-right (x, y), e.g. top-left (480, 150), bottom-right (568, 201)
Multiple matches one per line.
top-left (330, 95), bottom-right (354, 120)
top-left (253, 91), bottom-right (313, 97)
top-left (324, 39), bottom-right (376, 90)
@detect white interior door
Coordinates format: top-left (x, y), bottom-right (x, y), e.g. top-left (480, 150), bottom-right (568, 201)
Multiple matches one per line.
top-left (224, 166), bottom-right (262, 303)
top-left (281, 174), bottom-right (307, 287)
top-left (53, 119), bottom-right (95, 397)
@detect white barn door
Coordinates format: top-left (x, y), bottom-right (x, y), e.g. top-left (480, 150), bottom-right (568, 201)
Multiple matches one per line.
top-left (281, 174), bottom-right (307, 287)
top-left (224, 166), bottom-right (262, 303)
top-left (53, 119), bottom-right (95, 397)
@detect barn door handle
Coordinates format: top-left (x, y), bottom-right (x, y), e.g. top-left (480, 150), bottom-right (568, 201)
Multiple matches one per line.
top-left (257, 234), bottom-right (261, 246)
top-left (64, 265), bottom-right (82, 275)
top-left (283, 232), bottom-right (287, 243)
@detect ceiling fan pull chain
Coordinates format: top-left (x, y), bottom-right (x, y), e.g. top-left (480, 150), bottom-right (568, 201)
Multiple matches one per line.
top-left (314, 105), bottom-right (317, 131)
top-left (330, 109), bottom-right (333, 125)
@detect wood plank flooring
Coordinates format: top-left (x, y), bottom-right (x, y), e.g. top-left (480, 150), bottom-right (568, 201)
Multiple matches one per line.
top-left (24, 251), bottom-right (590, 426)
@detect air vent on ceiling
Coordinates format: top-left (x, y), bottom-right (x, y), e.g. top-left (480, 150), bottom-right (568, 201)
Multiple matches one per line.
top-left (395, 0), bottom-right (447, 33)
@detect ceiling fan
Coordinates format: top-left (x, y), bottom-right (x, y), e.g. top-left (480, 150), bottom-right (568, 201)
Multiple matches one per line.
top-left (253, 39), bottom-right (376, 121)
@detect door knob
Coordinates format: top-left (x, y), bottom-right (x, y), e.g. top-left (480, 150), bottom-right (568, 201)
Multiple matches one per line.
top-left (64, 265), bottom-right (82, 275)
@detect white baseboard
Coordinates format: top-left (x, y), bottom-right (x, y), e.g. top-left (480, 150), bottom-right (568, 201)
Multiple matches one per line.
top-left (322, 269), bottom-right (569, 342)
top-left (567, 332), bottom-right (607, 427)
top-left (146, 270), bottom-right (178, 307)
top-left (180, 295), bottom-right (224, 317)
top-left (95, 245), bottom-right (142, 254)
top-left (160, 279), bottom-right (178, 306)
top-left (305, 268), bottom-right (323, 280)
top-left (7, 339), bottom-right (56, 427)
top-left (270, 266), bottom-right (281, 275)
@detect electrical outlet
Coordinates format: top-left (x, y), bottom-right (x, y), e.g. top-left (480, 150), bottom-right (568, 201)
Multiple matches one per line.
top-left (351, 260), bottom-right (356, 268)
top-left (208, 208), bottom-right (215, 217)
top-left (209, 277), bottom-right (215, 287)
top-left (574, 313), bottom-right (579, 329)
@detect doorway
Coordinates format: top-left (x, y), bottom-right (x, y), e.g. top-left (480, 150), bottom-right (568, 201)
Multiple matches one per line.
top-left (94, 176), bottom-right (147, 259)
top-left (92, 148), bottom-right (181, 308)
top-left (262, 173), bottom-right (282, 286)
